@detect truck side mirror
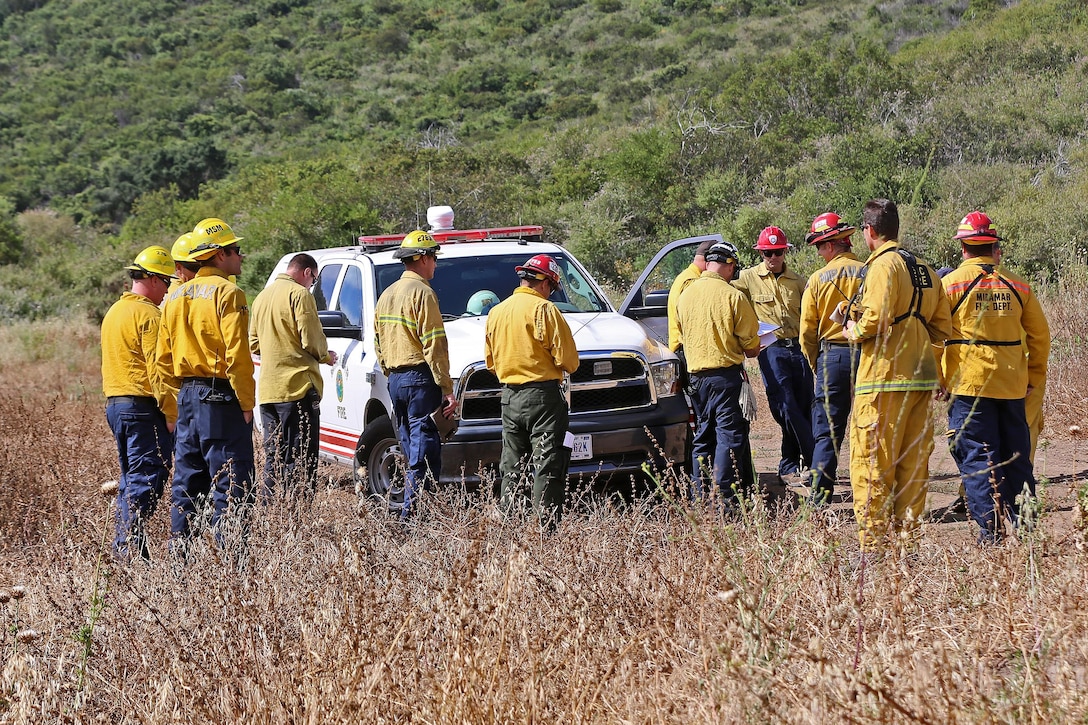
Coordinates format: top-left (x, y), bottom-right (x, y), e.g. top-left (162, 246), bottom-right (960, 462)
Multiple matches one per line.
top-left (318, 310), bottom-right (363, 340)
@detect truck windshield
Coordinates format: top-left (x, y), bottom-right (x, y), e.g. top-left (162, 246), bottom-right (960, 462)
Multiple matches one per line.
top-left (375, 253), bottom-right (610, 316)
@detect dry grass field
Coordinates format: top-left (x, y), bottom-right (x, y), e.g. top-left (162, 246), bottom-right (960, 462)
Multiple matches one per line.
top-left (2, 283), bottom-right (1088, 723)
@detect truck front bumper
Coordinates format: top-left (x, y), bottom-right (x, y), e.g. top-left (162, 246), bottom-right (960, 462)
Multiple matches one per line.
top-left (438, 394), bottom-right (689, 486)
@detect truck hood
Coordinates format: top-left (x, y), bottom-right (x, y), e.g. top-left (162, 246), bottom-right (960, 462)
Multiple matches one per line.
top-left (445, 312), bottom-right (673, 378)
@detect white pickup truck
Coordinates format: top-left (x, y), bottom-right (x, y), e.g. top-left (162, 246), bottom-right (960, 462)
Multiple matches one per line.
top-left (255, 212), bottom-right (702, 498)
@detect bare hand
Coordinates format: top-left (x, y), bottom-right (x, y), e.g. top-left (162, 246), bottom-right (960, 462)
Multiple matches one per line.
top-left (167, 421), bottom-right (176, 434)
top-left (442, 394), bottom-right (458, 418)
top-left (243, 410), bottom-right (253, 425)
top-left (326, 350), bottom-right (339, 366)
top-left (934, 388), bottom-right (949, 402)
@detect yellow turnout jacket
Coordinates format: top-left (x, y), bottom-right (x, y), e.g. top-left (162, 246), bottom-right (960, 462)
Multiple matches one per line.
top-left (799, 252), bottom-right (866, 370)
top-left (157, 267), bottom-right (255, 423)
top-left (101, 292), bottom-right (167, 405)
top-left (485, 286), bottom-right (579, 385)
top-left (848, 242), bottom-right (952, 395)
top-left (941, 257), bottom-right (1050, 399)
top-left (374, 270), bottom-right (453, 395)
top-left (250, 273), bottom-right (331, 404)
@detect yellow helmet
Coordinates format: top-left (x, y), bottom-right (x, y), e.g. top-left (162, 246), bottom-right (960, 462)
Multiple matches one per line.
top-left (392, 230), bottom-right (441, 260)
top-left (188, 217), bottom-right (243, 261)
top-left (126, 246), bottom-right (176, 278)
top-left (171, 232), bottom-right (196, 262)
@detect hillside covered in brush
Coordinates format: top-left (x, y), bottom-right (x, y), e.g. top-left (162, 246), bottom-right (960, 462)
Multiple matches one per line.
top-left (0, 0), bottom-right (1084, 319)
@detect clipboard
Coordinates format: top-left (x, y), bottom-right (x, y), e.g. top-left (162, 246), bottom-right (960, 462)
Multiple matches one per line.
top-left (430, 405), bottom-right (459, 442)
top-left (758, 321), bottom-right (781, 351)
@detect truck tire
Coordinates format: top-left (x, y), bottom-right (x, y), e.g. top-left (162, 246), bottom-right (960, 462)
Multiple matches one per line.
top-left (354, 415), bottom-right (402, 499)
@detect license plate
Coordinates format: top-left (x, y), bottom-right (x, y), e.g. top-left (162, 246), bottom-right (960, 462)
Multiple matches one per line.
top-left (570, 433), bottom-right (593, 461)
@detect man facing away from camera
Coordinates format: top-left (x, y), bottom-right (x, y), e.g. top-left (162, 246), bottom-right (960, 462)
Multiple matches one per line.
top-left (675, 241), bottom-right (761, 508)
top-left (799, 213), bottom-right (866, 507)
top-left (101, 245), bottom-right (176, 560)
top-left (250, 253), bottom-right (338, 499)
top-left (485, 254), bottom-right (579, 525)
top-left (844, 199), bottom-right (951, 552)
top-left (374, 231), bottom-right (457, 520)
top-left (157, 217), bottom-right (255, 552)
top-left (940, 211), bottom-right (1050, 544)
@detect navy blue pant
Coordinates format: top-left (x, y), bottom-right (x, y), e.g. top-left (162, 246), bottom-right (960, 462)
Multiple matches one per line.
top-left (809, 344), bottom-right (859, 503)
top-left (259, 387), bottom-right (320, 499)
top-left (106, 397), bottom-right (172, 560)
top-left (689, 367), bottom-right (754, 503)
top-left (388, 367), bottom-right (443, 519)
top-left (948, 396), bottom-right (1036, 543)
top-left (171, 380), bottom-right (255, 548)
top-left (758, 341), bottom-right (814, 476)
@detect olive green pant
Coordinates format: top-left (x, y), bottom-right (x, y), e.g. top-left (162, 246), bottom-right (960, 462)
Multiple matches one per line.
top-left (499, 383), bottom-right (570, 522)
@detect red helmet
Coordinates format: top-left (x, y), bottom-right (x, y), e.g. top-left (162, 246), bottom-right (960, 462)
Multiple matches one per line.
top-left (804, 212), bottom-right (856, 246)
top-left (515, 254), bottom-right (561, 287)
top-left (754, 226), bottom-right (789, 250)
top-left (954, 211), bottom-right (1003, 243)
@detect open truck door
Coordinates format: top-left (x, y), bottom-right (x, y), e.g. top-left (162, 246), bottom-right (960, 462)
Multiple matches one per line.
top-left (618, 233), bottom-right (724, 344)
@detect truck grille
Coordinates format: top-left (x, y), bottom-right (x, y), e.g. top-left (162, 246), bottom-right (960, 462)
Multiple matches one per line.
top-left (458, 355), bottom-right (653, 421)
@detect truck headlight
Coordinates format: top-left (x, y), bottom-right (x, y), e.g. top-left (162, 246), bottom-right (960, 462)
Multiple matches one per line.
top-left (649, 359), bottom-right (680, 397)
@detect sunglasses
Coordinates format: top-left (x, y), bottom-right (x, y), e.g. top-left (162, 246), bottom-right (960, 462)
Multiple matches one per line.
top-left (761, 249), bottom-right (785, 258)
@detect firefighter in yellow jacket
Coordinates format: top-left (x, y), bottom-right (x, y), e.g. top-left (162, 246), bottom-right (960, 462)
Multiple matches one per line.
top-left (157, 217), bottom-right (255, 550)
top-left (102, 246), bottom-right (175, 560)
top-left (374, 231), bottom-right (457, 519)
top-left (250, 253), bottom-right (338, 498)
top-left (733, 226), bottom-right (814, 483)
top-left (485, 254), bottom-right (579, 523)
top-left (941, 212), bottom-right (1050, 544)
top-left (844, 199), bottom-right (952, 551)
top-left (675, 241), bottom-right (762, 505)
top-left (799, 213), bottom-right (867, 506)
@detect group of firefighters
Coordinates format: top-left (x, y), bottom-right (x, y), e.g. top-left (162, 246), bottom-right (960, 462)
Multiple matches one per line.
top-left (102, 218), bottom-right (335, 560)
top-left (101, 221), bottom-right (579, 559)
top-left (670, 198), bottom-right (1050, 550)
top-left (101, 198), bottom-right (1049, 560)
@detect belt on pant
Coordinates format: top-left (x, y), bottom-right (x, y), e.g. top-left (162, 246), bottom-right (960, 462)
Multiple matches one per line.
top-left (181, 376), bottom-right (227, 387)
top-left (690, 364), bottom-right (741, 378)
top-left (106, 395), bottom-right (156, 405)
top-left (819, 339), bottom-right (853, 351)
top-left (388, 363), bottom-right (431, 374)
top-left (769, 337), bottom-right (799, 349)
top-left (502, 380), bottom-right (560, 390)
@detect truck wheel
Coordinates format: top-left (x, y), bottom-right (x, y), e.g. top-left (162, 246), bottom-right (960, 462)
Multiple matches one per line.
top-left (354, 415), bottom-right (402, 499)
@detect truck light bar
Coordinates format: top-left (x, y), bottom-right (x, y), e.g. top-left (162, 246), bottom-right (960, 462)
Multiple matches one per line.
top-left (358, 225), bottom-right (545, 246)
